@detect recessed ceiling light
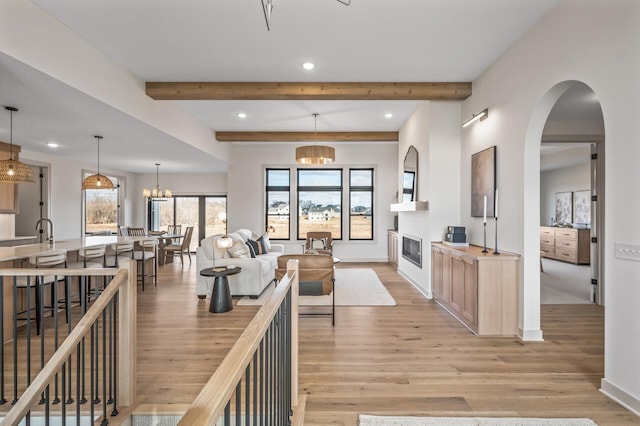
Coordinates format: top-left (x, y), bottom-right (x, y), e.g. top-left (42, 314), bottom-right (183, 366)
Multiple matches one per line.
top-left (302, 62), bottom-right (315, 70)
top-left (237, 112), bottom-right (247, 119)
top-left (384, 113), bottom-right (393, 119)
top-left (47, 142), bottom-right (59, 148)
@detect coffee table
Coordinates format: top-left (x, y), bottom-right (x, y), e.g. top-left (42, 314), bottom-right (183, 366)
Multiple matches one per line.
top-left (200, 266), bottom-right (241, 313)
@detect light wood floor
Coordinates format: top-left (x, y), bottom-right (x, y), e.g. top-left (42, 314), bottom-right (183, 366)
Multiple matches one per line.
top-left (131, 261), bottom-right (637, 424)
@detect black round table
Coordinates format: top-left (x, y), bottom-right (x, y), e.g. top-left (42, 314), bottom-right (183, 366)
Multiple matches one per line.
top-left (200, 266), bottom-right (241, 313)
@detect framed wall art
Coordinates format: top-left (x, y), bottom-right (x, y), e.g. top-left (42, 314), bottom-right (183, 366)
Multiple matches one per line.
top-left (471, 146), bottom-right (496, 217)
top-left (555, 191), bottom-right (573, 224)
top-left (573, 190), bottom-right (591, 225)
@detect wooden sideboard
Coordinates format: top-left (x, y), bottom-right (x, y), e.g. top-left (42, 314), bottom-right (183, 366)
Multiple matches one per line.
top-left (540, 226), bottom-right (590, 265)
top-left (431, 242), bottom-right (520, 336)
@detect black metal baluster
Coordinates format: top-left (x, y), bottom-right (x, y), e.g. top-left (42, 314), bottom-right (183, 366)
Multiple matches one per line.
top-left (80, 276), bottom-right (88, 404)
top-left (275, 313), bottom-right (280, 426)
top-left (245, 364), bottom-right (250, 425)
top-left (286, 290), bottom-right (292, 423)
top-left (12, 276), bottom-right (19, 405)
top-left (64, 277), bottom-right (73, 405)
top-left (265, 327), bottom-right (270, 426)
top-left (236, 381), bottom-right (241, 426)
top-left (61, 360), bottom-right (67, 426)
top-left (26, 276), bottom-right (32, 394)
top-left (0, 277), bottom-right (5, 405)
top-left (260, 340), bottom-right (264, 426)
top-left (39, 276), bottom-right (46, 405)
top-left (77, 341), bottom-right (82, 425)
top-left (45, 383), bottom-right (50, 426)
top-left (272, 320), bottom-right (276, 426)
top-left (53, 274), bottom-right (61, 404)
top-left (94, 278), bottom-right (101, 405)
top-left (107, 299), bottom-right (113, 405)
top-left (111, 295), bottom-right (119, 417)
top-left (253, 350), bottom-right (258, 426)
top-left (90, 322), bottom-right (96, 421)
top-left (224, 400), bottom-right (231, 426)
top-left (102, 309), bottom-right (108, 426)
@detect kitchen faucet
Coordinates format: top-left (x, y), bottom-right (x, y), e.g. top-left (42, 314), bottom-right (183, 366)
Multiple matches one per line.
top-left (35, 218), bottom-right (54, 245)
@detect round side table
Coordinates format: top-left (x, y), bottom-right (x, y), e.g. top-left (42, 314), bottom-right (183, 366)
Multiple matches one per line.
top-left (200, 266), bottom-right (241, 313)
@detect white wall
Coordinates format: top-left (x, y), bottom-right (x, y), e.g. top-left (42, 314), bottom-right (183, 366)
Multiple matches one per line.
top-left (20, 150), bottom-right (137, 240)
top-left (227, 142), bottom-right (397, 261)
top-left (540, 162), bottom-right (590, 226)
top-left (396, 101), bottom-right (461, 296)
top-left (461, 0), bottom-right (640, 411)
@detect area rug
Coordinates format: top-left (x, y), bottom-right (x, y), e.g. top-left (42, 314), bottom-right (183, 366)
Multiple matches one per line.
top-left (358, 415), bottom-right (598, 426)
top-left (237, 268), bottom-right (396, 306)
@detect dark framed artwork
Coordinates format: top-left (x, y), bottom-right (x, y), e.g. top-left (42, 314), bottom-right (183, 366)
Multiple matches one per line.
top-left (555, 191), bottom-right (573, 224)
top-left (471, 146), bottom-right (496, 217)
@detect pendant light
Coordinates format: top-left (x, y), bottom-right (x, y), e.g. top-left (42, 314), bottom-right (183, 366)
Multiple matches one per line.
top-left (143, 163), bottom-right (172, 200)
top-left (296, 113), bottom-right (335, 165)
top-left (82, 135), bottom-right (114, 190)
top-left (0, 106), bottom-right (36, 184)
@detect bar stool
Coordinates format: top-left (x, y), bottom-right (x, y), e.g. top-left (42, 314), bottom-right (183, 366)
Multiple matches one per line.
top-left (105, 241), bottom-right (135, 268)
top-left (133, 238), bottom-right (158, 291)
top-left (67, 244), bottom-right (107, 304)
top-left (15, 249), bottom-right (68, 333)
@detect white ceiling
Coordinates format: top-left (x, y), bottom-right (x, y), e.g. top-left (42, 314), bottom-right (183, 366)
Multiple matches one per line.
top-left (1, 0), bottom-right (569, 173)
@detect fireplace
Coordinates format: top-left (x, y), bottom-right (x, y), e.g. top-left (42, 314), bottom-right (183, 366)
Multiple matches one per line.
top-left (402, 235), bottom-right (422, 268)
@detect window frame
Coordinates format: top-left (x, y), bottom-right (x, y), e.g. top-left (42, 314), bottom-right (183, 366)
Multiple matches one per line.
top-left (265, 168), bottom-right (291, 240)
top-left (348, 168), bottom-right (374, 240)
top-left (82, 172), bottom-right (122, 235)
top-left (296, 168), bottom-right (343, 241)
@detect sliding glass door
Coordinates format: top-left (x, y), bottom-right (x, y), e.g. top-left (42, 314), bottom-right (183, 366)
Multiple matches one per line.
top-left (149, 195), bottom-right (227, 252)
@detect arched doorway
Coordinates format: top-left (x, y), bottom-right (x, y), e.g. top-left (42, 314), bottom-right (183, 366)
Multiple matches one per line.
top-left (523, 80), bottom-right (605, 340)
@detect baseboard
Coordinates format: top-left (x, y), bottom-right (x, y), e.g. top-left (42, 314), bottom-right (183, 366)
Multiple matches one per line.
top-left (518, 327), bottom-right (544, 342)
top-left (601, 378), bottom-right (640, 416)
top-left (397, 270), bottom-right (432, 299)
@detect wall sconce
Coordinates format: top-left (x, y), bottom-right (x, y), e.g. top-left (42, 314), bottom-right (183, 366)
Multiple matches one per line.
top-left (462, 108), bottom-right (488, 128)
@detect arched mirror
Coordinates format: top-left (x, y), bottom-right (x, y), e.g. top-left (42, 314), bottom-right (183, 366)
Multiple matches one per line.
top-left (402, 146), bottom-right (418, 202)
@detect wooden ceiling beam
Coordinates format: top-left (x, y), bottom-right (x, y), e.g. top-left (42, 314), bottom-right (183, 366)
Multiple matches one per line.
top-left (215, 131), bottom-right (398, 142)
top-left (146, 82), bottom-right (472, 100)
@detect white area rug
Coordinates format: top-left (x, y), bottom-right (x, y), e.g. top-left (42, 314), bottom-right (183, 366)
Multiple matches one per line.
top-left (540, 258), bottom-right (592, 304)
top-left (359, 415), bottom-right (598, 426)
top-left (237, 268), bottom-right (396, 306)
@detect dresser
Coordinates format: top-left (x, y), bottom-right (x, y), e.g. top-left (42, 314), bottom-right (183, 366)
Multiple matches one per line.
top-left (431, 242), bottom-right (520, 336)
top-left (540, 226), bottom-right (590, 265)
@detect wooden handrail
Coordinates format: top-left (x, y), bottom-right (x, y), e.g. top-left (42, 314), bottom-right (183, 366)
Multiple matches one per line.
top-left (0, 269), bottom-right (128, 425)
top-left (179, 260), bottom-right (299, 425)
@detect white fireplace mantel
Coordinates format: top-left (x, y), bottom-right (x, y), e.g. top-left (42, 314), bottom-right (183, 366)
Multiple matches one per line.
top-left (390, 201), bottom-right (429, 212)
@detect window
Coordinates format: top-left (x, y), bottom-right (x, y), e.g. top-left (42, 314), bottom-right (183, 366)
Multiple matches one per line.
top-left (84, 174), bottom-right (120, 234)
top-left (266, 169), bottom-right (290, 240)
top-left (349, 169), bottom-right (373, 240)
top-left (149, 195), bottom-right (227, 251)
top-left (297, 169), bottom-right (342, 239)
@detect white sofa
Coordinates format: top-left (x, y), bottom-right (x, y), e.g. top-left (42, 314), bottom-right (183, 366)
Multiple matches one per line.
top-left (196, 229), bottom-right (284, 299)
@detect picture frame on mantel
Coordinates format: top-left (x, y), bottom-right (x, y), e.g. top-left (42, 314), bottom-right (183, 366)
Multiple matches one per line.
top-left (471, 146), bottom-right (496, 217)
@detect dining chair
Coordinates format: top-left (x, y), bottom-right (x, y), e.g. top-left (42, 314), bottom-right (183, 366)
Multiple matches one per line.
top-left (127, 227), bottom-right (146, 236)
top-left (163, 226), bottom-right (193, 265)
top-left (134, 238), bottom-right (158, 290)
top-left (118, 226), bottom-right (129, 237)
top-left (303, 231), bottom-right (333, 256)
top-left (167, 224), bottom-right (182, 244)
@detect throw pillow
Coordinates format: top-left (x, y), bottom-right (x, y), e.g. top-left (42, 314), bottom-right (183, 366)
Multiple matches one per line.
top-left (246, 238), bottom-right (267, 256)
top-left (260, 232), bottom-right (272, 251)
top-left (228, 240), bottom-right (250, 258)
top-left (256, 235), bottom-right (269, 253)
top-left (310, 237), bottom-right (327, 250)
top-left (245, 241), bottom-right (257, 258)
